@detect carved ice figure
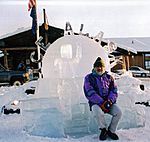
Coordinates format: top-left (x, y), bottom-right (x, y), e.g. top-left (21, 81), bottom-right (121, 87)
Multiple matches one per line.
top-left (24, 35), bottom-right (145, 138)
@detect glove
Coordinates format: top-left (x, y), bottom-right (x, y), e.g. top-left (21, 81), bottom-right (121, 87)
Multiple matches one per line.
top-left (100, 100), bottom-right (113, 113)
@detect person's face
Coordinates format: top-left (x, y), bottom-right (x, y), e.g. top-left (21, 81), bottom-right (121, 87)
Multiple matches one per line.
top-left (95, 66), bottom-right (105, 75)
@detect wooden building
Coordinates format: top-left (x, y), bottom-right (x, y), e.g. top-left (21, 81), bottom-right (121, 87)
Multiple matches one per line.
top-left (107, 37), bottom-right (150, 70)
top-left (101, 40), bottom-right (137, 71)
top-left (0, 24), bottom-right (64, 70)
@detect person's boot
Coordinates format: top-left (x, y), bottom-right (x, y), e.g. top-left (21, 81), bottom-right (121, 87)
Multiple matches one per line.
top-left (99, 128), bottom-right (107, 140)
top-left (107, 130), bottom-right (119, 140)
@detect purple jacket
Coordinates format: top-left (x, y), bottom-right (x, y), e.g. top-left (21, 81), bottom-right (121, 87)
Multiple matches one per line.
top-left (84, 71), bottom-right (118, 109)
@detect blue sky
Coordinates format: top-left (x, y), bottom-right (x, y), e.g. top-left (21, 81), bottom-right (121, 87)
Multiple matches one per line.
top-left (0, 0), bottom-right (150, 38)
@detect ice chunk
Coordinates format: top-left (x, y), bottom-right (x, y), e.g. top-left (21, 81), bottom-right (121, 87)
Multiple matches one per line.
top-left (21, 97), bottom-right (65, 138)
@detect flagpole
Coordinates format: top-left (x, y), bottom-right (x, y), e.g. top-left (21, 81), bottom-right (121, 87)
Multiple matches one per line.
top-left (35, 0), bottom-right (41, 78)
top-left (43, 9), bottom-right (48, 45)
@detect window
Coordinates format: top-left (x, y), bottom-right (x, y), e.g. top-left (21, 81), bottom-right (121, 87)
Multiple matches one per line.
top-left (145, 61), bottom-right (150, 69)
top-left (145, 54), bottom-right (150, 69)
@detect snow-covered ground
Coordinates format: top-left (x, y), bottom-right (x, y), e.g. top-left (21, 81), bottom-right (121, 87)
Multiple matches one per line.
top-left (0, 75), bottom-right (150, 142)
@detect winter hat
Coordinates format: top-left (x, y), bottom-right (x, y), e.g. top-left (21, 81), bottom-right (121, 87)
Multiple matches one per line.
top-left (93, 57), bottom-right (105, 68)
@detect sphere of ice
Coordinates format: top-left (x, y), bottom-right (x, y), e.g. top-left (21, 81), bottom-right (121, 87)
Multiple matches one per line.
top-left (42, 35), bottom-right (109, 78)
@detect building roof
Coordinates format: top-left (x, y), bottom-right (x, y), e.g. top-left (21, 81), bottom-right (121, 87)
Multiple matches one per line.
top-left (101, 40), bottom-right (137, 56)
top-left (0, 24), bottom-right (64, 48)
top-left (106, 37), bottom-right (150, 53)
top-left (0, 27), bottom-right (31, 40)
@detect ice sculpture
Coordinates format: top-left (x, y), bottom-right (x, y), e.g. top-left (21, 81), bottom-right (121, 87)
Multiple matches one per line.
top-left (24, 34), bottom-right (145, 138)
top-left (34, 35), bottom-right (110, 137)
top-left (27, 35), bottom-right (110, 137)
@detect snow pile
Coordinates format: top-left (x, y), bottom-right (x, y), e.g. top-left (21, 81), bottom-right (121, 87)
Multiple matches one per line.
top-left (116, 75), bottom-right (146, 129)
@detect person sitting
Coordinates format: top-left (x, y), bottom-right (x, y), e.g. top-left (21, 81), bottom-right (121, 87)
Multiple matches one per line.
top-left (83, 57), bottom-right (122, 140)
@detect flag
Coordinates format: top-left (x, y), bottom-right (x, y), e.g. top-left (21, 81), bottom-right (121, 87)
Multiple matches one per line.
top-left (28, 0), bottom-right (37, 34)
top-left (28, 0), bottom-right (36, 11)
top-left (30, 7), bottom-right (37, 34)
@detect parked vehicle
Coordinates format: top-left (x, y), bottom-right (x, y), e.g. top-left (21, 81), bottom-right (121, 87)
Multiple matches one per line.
top-left (129, 66), bottom-right (150, 77)
top-left (0, 64), bottom-right (31, 86)
top-left (112, 69), bottom-right (126, 75)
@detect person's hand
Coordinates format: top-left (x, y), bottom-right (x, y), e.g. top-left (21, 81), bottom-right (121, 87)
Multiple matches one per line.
top-left (100, 100), bottom-right (113, 113)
